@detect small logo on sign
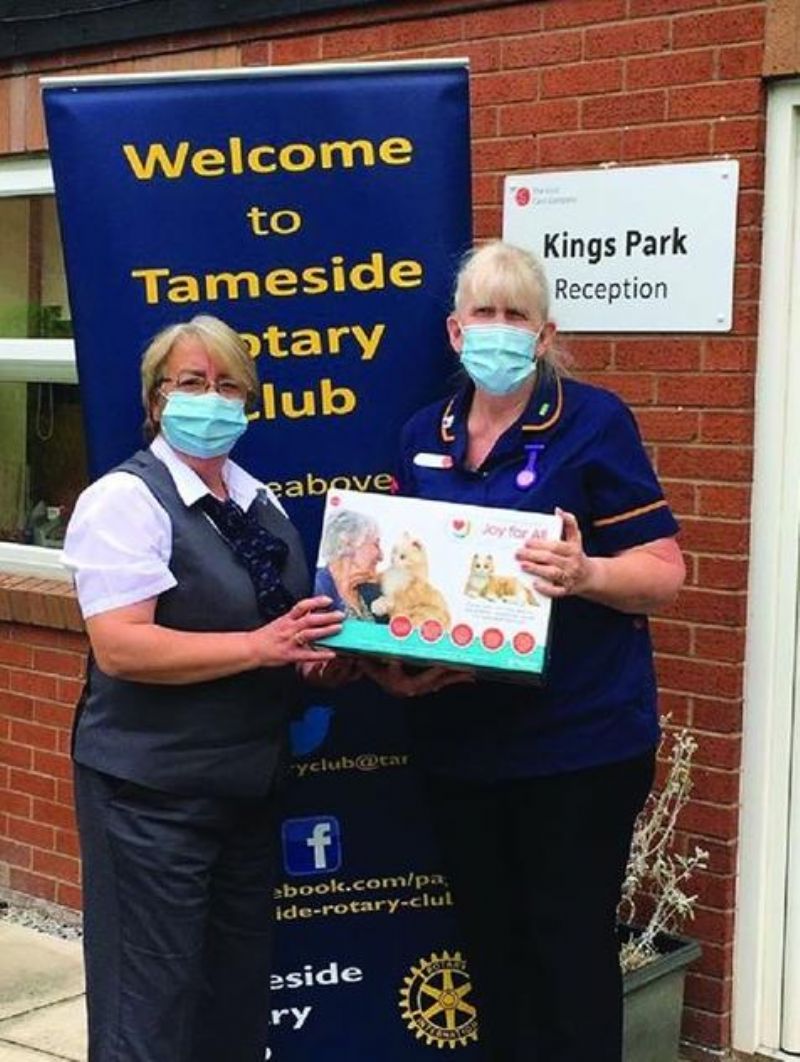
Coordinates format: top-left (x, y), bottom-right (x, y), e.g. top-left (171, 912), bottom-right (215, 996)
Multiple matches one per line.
top-left (515, 187), bottom-right (531, 207)
top-left (399, 950), bottom-right (478, 1049)
top-left (282, 816), bottom-right (342, 875)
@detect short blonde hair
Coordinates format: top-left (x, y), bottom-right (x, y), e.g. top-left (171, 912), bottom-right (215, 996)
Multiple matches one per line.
top-left (140, 315), bottom-right (257, 439)
top-left (453, 241), bottom-right (571, 376)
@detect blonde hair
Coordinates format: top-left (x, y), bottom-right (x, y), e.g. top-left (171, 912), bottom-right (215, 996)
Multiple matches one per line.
top-left (140, 315), bottom-right (257, 440)
top-left (453, 240), bottom-right (572, 376)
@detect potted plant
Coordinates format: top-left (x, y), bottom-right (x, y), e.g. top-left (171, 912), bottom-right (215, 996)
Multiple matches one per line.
top-left (619, 727), bottom-right (708, 1062)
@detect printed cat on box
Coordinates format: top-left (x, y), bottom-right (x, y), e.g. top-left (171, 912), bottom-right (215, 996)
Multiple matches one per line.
top-left (370, 532), bottom-right (450, 630)
top-left (464, 554), bottom-right (538, 607)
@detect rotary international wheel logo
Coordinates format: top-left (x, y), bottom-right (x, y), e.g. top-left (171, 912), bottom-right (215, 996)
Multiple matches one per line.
top-left (399, 950), bottom-right (478, 1050)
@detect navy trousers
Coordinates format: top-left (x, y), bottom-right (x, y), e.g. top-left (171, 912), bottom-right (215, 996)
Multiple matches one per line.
top-left (74, 763), bottom-right (280, 1062)
top-left (424, 750), bottom-right (655, 1062)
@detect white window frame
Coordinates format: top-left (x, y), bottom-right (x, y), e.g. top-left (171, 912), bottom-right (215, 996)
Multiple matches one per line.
top-left (733, 79), bottom-right (800, 1059)
top-left (0, 154), bottom-right (76, 580)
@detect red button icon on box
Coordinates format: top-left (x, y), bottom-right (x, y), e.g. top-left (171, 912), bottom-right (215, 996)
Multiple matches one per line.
top-left (481, 628), bottom-right (504, 651)
top-left (420, 619), bottom-right (443, 643)
top-left (451, 623), bottom-right (473, 647)
top-left (512, 631), bottom-right (536, 655)
top-left (390, 616), bottom-right (412, 639)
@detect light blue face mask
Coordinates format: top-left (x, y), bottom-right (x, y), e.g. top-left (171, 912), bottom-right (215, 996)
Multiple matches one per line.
top-left (160, 391), bottom-right (248, 458)
top-left (460, 324), bottom-right (539, 396)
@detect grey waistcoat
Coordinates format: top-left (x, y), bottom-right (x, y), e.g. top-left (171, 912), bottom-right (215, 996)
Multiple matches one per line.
top-left (73, 450), bottom-right (310, 798)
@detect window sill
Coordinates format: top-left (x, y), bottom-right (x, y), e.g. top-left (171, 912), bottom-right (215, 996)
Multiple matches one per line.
top-left (0, 339), bottom-right (77, 383)
top-left (0, 544), bottom-right (71, 581)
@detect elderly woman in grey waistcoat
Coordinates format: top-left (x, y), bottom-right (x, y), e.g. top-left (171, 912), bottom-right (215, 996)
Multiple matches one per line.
top-left (63, 315), bottom-right (346, 1062)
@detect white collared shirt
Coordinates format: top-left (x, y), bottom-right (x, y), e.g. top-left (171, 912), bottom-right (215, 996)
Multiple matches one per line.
top-left (62, 434), bottom-right (285, 619)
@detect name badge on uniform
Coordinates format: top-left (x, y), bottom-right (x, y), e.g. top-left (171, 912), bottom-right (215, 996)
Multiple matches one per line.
top-left (413, 452), bottom-right (454, 469)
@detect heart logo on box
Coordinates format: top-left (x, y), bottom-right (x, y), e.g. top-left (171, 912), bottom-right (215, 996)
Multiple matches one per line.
top-left (449, 517), bottom-right (470, 539)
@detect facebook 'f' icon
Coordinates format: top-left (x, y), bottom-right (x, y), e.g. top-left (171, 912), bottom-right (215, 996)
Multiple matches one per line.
top-left (282, 815), bottom-right (342, 876)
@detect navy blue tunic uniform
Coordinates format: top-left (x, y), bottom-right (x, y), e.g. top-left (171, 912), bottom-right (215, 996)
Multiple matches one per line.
top-left (396, 369), bottom-right (679, 779)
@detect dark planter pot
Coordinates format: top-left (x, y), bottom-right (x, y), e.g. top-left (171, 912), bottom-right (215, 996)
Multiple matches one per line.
top-left (621, 928), bottom-right (702, 1062)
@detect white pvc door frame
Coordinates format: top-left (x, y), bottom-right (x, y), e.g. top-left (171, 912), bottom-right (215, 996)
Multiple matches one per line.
top-left (733, 79), bottom-right (800, 1058)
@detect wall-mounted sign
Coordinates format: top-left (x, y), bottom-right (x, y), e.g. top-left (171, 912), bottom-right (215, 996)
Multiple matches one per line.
top-left (503, 160), bottom-right (739, 333)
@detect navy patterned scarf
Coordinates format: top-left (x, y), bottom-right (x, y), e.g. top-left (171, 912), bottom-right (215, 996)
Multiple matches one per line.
top-left (199, 494), bottom-right (296, 621)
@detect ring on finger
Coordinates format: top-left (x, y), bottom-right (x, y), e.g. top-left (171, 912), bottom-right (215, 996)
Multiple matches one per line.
top-left (294, 631), bottom-right (306, 647)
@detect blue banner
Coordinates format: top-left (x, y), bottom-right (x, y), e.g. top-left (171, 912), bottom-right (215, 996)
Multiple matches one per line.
top-left (44, 63), bottom-right (479, 1059)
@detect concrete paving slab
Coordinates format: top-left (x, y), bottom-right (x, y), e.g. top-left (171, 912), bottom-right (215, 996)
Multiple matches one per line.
top-left (0, 923), bottom-right (84, 1021)
top-left (0, 996), bottom-right (86, 1061)
top-left (0, 1041), bottom-right (65, 1061)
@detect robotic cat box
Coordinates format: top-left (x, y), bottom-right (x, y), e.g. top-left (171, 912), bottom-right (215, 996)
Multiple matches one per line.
top-left (314, 489), bottom-right (562, 683)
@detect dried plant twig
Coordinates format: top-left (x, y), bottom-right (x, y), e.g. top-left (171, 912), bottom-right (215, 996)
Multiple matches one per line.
top-left (618, 727), bottom-right (709, 973)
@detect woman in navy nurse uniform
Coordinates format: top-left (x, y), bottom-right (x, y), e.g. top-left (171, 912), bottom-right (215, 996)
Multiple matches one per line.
top-left (63, 315), bottom-right (346, 1062)
top-left (369, 241), bottom-right (686, 1062)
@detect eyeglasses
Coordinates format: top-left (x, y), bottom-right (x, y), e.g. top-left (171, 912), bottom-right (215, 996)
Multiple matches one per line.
top-left (158, 372), bottom-right (247, 401)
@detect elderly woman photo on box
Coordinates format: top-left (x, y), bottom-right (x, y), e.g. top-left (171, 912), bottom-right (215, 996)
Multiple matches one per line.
top-left (63, 314), bottom-right (348, 1062)
top-left (365, 241), bottom-right (686, 1062)
top-left (315, 508), bottom-right (388, 621)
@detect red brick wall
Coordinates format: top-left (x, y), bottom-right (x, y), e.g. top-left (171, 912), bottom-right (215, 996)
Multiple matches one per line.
top-left (0, 0), bottom-right (768, 1054)
top-left (0, 589), bottom-right (86, 910)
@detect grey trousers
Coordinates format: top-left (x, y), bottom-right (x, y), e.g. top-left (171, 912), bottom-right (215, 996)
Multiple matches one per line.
top-left (74, 763), bottom-right (280, 1062)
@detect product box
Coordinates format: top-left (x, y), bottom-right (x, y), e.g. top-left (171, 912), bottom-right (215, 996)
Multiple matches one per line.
top-left (314, 489), bottom-right (562, 682)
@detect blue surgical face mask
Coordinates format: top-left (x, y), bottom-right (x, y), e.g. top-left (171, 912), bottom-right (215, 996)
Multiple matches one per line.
top-left (160, 391), bottom-right (248, 458)
top-left (460, 324), bottom-right (539, 396)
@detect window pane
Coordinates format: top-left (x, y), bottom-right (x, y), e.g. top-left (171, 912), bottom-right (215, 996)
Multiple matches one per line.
top-left (0, 193), bottom-right (84, 550)
top-left (0, 196), bottom-right (72, 338)
top-left (0, 381), bottom-right (87, 548)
